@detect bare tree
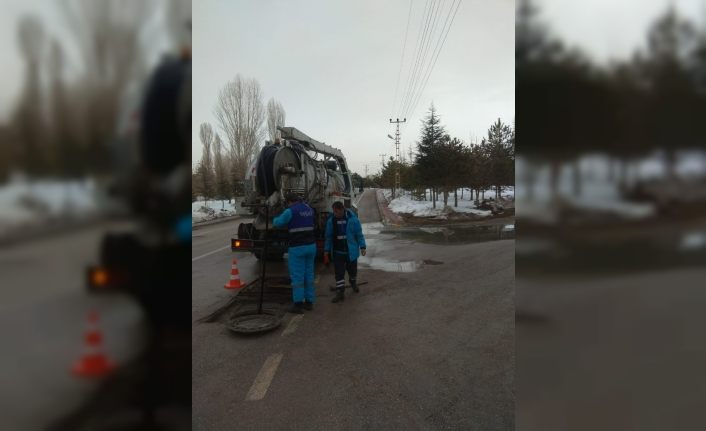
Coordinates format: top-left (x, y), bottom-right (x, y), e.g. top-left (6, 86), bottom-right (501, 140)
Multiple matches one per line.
top-left (200, 122), bottom-right (214, 151)
top-left (266, 98), bottom-right (286, 143)
top-left (61, 0), bottom-right (157, 170)
top-left (49, 38), bottom-right (77, 177)
top-left (214, 75), bottom-right (265, 185)
top-left (213, 133), bottom-right (230, 206)
top-left (199, 123), bottom-right (215, 202)
top-left (15, 15), bottom-right (46, 174)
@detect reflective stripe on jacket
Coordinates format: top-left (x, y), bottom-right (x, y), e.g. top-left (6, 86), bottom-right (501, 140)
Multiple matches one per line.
top-left (285, 201), bottom-right (315, 247)
top-left (324, 209), bottom-right (366, 259)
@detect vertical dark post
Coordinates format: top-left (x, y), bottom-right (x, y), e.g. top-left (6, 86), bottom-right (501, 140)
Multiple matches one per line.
top-left (258, 204), bottom-right (269, 314)
top-left (389, 118), bottom-right (407, 199)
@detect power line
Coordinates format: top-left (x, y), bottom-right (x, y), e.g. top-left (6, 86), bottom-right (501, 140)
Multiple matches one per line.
top-left (401, 0), bottom-right (445, 118)
top-left (404, 0), bottom-right (459, 121)
top-left (398, 0), bottom-right (432, 118)
top-left (398, 0), bottom-right (435, 119)
top-left (391, 0), bottom-right (414, 116)
top-left (400, 0), bottom-right (442, 118)
top-left (404, 0), bottom-right (462, 124)
top-left (379, 153), bottom-right (387, 169)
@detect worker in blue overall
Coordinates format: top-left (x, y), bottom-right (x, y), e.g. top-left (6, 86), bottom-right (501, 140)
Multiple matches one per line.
top-left (273, 193), bottom-right (317, 313)
top-left (324, 201), bottom-right (366, 303)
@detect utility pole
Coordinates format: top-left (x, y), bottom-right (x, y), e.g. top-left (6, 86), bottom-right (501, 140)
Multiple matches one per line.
top-left (389, 117), bottom-right (406, 199)
top-left (379, 153), bottom-right (387, 171)
top-left (364, 164), bottom-right (368, 178)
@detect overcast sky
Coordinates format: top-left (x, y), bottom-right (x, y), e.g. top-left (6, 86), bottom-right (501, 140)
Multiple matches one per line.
top-left (193, 0), bottom-right (515, 176)
top-left (537, 0), bottom-right (705, 64)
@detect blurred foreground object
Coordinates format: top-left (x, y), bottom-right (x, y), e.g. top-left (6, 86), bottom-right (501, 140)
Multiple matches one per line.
top-left (49, 37), bottom-right (192, 431)
top-left (516, 0), bottom-right (706, 429)
top-left (72, 310), bottom-right (115, 378)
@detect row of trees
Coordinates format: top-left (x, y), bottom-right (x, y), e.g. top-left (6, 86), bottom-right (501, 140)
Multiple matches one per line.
top-left (1, 0), bottom-right (191, 181)
top-left (192, 76), bottom-right (287, 203)
top-left (517, 0), bottom-right (706, 196)
top-left (372, 105), bottom-right (515, 208)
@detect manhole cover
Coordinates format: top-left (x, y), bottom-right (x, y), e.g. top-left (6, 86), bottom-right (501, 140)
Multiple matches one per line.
top-left (423, 259), bottom-right (444, 265)
top-left (227, 309), bottom-right (282, 334)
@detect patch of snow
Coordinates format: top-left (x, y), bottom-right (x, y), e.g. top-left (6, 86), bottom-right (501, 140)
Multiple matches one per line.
top-left (515, 155), bottom-right (680, 222)
top-left (0, 174), bottom-right (99, 235)
top-left (569, 198), bottom-right (655, 219)
top-left (680, 231), bottom-right (706, 251)
top-left (191, 199), bottom-right (237, 224)
top-left (419, 227), bottom-right (445, 234)
top-left (387, 192), bottom-right (492, 218)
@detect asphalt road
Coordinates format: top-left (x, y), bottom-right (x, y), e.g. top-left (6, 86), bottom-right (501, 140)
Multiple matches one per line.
top-left (0, 219), bottom-right (146, 430)
top-left (192, 189), bottom-right (515, 430)
top-left (516, 267), bottom-right (706, 430)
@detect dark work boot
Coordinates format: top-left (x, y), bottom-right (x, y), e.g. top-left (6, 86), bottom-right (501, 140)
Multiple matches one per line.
top-left (288, 302), bottom-right (304, 314)
top-left (303, 301), bottom-right (313, 311)
top-left (350, 279), bottom-right (359, 293)
top-left (331, 290), bottom-right (345, 303)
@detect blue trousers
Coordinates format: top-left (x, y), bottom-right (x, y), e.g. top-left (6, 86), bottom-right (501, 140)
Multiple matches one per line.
top-left (287, 243), bottom-right (317, 303)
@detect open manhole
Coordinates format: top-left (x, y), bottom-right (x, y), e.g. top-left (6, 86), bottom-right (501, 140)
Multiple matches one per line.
top-left (227, 309), bottom-right (282, 334)
top-left (423, 259), bottom-right (444, 265)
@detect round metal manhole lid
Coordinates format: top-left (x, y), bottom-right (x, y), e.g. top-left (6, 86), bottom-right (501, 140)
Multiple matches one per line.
top-left (226, 309), bottom-right (282, 334)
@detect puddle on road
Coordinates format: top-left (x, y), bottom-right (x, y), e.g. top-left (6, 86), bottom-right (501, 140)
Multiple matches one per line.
top-left (358, 256), bottom-right (423, 273)
top-left (380, 223), bottom-right (515, 245)
top-left (356, 222), bottom-right (514, 273)
top-left (519, 226), bottom-right (706, 276)
top-left (362, 222), bottom-right (386, 236)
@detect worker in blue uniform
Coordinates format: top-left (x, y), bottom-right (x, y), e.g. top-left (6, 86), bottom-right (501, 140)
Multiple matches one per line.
top-left (324, 201), bottom-right (366, 303)
top-left (273, 193), bottom-right (317, 313)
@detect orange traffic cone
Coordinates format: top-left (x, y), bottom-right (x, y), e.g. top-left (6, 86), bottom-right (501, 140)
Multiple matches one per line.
top-left (72, 310), bottom-right (114, 378)
top-left (224, 257), bottom-right (245, 289)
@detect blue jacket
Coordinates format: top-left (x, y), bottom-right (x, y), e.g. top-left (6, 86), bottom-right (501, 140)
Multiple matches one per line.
top-left (324, 209), bottom-right (366, 260)
top-left (273, 202), bottom-right (315, 247)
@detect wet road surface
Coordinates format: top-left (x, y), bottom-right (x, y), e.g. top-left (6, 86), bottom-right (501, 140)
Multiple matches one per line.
top-left (0, 220), bottom-right (145, 430)
top-left (192, 189), bottom-right (515, 430)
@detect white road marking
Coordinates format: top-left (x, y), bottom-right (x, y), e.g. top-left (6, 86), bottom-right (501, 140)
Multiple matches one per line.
top-left (192, 245), bottom-right (230, 262)
top-left (246, 353), bottom-right (284, 401)
top-left (281, 314), bottom-right (303, 337)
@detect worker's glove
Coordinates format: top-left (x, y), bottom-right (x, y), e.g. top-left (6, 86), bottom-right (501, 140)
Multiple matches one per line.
top-left (360, 248), bottom-right (366, 256)
top-left (323, 252), bottom-right (330, 266)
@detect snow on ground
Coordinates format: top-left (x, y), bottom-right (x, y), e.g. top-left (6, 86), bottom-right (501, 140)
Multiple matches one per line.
top-left (680, 231), bottom-right (706, 251)
top-left (0, 174), bottom-right (99, 236)
top-left (383, 189), bottom-right (493, 219)
top-left (515, 155), bottom-right (684, 222)
top-left (192, 199), bottom-right (237, 224)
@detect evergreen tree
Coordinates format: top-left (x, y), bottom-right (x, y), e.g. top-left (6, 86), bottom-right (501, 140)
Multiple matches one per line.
top-left (435, 135), bottom-right (466, 207)
top-left (415, 104), bottom-right (447, 208)
top-left (485, 118), bottom-right (515, 199)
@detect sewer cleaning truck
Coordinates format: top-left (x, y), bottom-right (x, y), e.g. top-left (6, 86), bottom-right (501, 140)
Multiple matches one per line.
top-left (231, 126), bottom-right (356, 259)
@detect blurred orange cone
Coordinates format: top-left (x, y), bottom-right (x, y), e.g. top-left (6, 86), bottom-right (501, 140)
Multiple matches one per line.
top-left (224, 257), bottom-right (245, 289)
top-left (72, 310), bottom-right (114, 378)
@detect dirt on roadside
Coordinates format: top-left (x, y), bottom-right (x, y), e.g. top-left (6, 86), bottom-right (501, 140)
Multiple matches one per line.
top-left (398, 209), bottom-right (515, 226)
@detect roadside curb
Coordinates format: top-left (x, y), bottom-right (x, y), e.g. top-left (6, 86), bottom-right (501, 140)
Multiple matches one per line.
top-left (192, 215), bottom-right (243, 228)
top-left (0, 214), bottom-right (117, 248)
top-left (375, 189), bottom-right (405, 227)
